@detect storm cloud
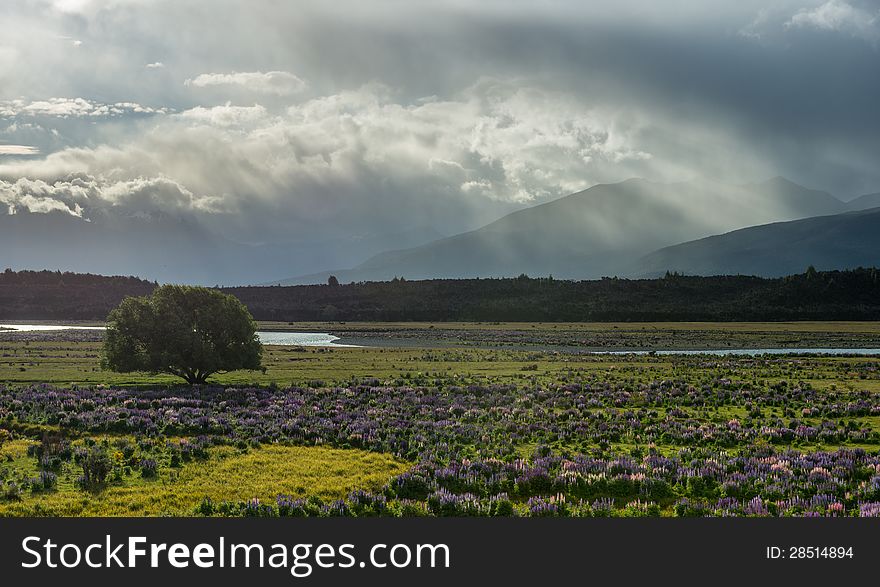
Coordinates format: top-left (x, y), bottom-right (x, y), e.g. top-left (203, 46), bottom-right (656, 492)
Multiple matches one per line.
top-left (1, 0), bottom-right (879, 267)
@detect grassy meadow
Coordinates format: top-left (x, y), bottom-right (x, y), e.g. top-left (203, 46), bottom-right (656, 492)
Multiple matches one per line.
top-left (2, 322), bottom-right (880, 517)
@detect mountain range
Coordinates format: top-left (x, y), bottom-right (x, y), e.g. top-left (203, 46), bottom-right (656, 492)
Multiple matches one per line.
top-left (275, 177), bottom-right (877, 284)
top-left (4, 176), bottom-right (879, 284)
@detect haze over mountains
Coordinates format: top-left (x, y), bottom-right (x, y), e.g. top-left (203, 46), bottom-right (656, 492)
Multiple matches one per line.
top-left (275, 177), bottom-right (877, 285)
top-left (4, 176), bottom-right (878, 284)
top-left (0, 209), bottom-right (445, 285)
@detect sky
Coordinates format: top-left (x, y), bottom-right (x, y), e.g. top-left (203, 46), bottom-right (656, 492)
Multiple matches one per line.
top-left (1, 0), bottom-right (879, 249)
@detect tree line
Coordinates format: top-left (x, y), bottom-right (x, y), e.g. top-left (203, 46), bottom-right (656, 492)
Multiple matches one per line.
top-left (3, 267), bottom-right (880, 322)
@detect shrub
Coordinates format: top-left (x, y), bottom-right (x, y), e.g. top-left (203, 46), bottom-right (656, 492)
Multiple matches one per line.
top-left (197, 496), bottom-right (216, 516)
top-left (31, 471), bottom-right (57, 492)
top-left (1, 480), bottom-right (22, 501)
top-left (77, 446), bottom-right (112, 488)
top-left (140, 458), bottom-right (158, 478)
top-left (389, 499), bottom-right (430, 517)
top-left (489, 494), bottom-right (515, 516)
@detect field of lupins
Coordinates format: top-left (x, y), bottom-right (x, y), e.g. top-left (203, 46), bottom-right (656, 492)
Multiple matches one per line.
top-left (2, 346), bottom-right (880, 516)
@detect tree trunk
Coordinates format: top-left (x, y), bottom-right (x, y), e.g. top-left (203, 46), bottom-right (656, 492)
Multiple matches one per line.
top-left (184, 373), bottom-right (210, 385)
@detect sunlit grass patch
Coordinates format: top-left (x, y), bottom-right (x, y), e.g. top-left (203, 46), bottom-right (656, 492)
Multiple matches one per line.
top-left (0, 444), bottom-right (408, 517)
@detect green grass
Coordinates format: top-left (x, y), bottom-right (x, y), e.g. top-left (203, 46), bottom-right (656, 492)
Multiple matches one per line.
top-left (0, 339), bottom-right (661, 386)
top-left (4, 319), bottom-right (880, 387)
top-left (3, 335), bottom-right (880, 391)
top-left (3, 322), bottom-right (880, 517)
top-left (0, 442), bottom-right (408, 516)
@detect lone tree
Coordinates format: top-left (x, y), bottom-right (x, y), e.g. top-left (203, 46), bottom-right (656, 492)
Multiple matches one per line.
top-left (102, 285), bottom-right (263, 384)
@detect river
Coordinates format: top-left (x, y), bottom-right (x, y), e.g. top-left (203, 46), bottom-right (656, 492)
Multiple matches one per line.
top-left (2, 323), bottom-right (880, 354)
top-left (0, 324), bottom-right (356, 347)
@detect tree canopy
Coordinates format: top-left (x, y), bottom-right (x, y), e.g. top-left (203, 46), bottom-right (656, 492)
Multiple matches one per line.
top-left (102, 285), bottom-right (263, 384)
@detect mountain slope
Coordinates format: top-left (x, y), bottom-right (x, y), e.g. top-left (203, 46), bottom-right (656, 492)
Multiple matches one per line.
top-left (846, 192), bottom-right (880, 211)
top-left (275, 177), bottom-right (845, 284)
top-left (637, 207), bottom-right (880, 277)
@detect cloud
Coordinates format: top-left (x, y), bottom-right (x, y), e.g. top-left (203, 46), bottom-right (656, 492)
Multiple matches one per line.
top-left (0, 176), bottom-right (86, 216)
top-left (738, 7), bottom-right (775, 40)
top-left (51, 0), bottom-right (149, 15)
top-left (185, 71), bottom-right (308, 96)
top-left (2, 0), bottom-right (880, 241)
top-left (51, 0), bottom-right (92, 13)
top-left (786, 0), bottom-right (879, 42)
top-left (0, 145), bottom-right (41, 156)
top-left (0, 79), bottom-right (658, 240)
top-left (0, 98), bottom-right (168, 119)
top-left (146, 62), bottom-right (164, 69)
top-left (176, 103), bottom-right (269, 127)
top-left (0, 174), bottom-right (222, 219)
